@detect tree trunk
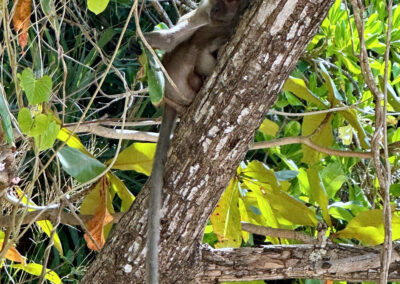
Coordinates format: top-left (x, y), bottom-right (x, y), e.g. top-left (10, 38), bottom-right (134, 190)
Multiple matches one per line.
top-left (82, 0), bottom-right (334, 283)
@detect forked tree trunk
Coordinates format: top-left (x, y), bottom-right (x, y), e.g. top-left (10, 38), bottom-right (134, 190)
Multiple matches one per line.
top-left (82, 0), bottom-right (334, 283)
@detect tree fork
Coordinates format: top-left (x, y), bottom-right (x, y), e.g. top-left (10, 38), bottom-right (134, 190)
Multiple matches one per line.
top-left (82, 0), bottom-right (334, 282)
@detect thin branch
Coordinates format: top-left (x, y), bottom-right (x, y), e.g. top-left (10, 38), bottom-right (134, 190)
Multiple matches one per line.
top-left (381, 0), bottom-right (393, 282)
top-left (0, 209), bottom-right (124, 227)
top-left (150, 0), bottom-right (174, 27)
top-left (251, 136), bottom-right (373, 159)
top-left (66, 124), bottom-right (159, 142)
top-left (269, 102), bottom-right (361, 117)
top-left (241, 222), bottom-right (315, 244)
top-left (350, 1), bottom-right (393, 282)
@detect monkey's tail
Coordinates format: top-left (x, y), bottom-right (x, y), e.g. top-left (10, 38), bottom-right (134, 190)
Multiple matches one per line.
top-left (146, 105), bottom-right (177, 284)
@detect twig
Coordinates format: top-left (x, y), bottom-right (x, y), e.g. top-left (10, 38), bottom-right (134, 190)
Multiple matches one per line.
top-left (269, 102), bottom-right (362, 117)
top-left (66, 124), bottom-right (159, 142)
top-left (150, 0), bottom-right (174, 27)
top-left (241, 222), bottom-right (316, 244)
top-left (251, 136), bottom-right (372, 158)
top-left (0, 209), bottom-right (124, 227)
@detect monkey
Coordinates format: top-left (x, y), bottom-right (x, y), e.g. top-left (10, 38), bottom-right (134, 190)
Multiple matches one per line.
top-left (140, 1), bottom-right (247, 282)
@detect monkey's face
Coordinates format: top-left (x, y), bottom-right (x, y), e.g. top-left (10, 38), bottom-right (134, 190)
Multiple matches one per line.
top-left (210, 0), bottom-right (241, 23)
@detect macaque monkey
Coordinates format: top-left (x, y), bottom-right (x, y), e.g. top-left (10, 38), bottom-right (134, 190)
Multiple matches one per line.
top-left (141, 0), bottom-right (247, 282)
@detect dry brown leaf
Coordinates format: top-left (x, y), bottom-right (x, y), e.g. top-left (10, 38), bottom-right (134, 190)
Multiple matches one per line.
top-left (12, 0), bottom-right (32, 50)
top-left (84, 177), bottom-right (113, 251)
top-left (0, 242), bottom-right (25, 263)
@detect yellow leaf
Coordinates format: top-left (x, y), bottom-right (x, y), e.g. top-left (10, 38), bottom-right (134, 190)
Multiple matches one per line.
top-left (83, 177), bottom-right (114, 250)
top-left (283, 77), bottom-right (327, 107)
top-left (307, 166), bottom-right (332, 227)
top-left (301, 114), bottom-right (333, 165)
top-left (57, 128), bottom-right (89, 155)
top-left (258, 119), bottom-right (279, 137)
top-left (15, 188), bottom-right (63, 255)
top-left (108, 173), bottom-right (134, 212)
top-left (11, 263), bottom-right (61, 284)
top-left (336, 209), bottom-right (400, 245)
top-left (211, 178), bottom-right (242, 248)
top-left (244, 180), bottom-right (317, 227)
top-left (238, 199), bottom-right (250, 243)
top-left (338, 125), bottom-right (353, 145)
top-left (242, 160), bottom-right (280, 190)
top-left (108, 143), bottom-right (156, 176)
top-left (339, 108), bottom-right (369, 149)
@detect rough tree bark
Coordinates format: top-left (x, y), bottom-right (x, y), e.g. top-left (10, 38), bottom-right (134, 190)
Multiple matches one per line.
top-left (82, 0), bottom-right (335, 283)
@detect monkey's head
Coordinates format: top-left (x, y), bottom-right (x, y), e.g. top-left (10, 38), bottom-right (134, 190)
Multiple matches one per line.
top-left (210, 0), bottom-right (244, 24)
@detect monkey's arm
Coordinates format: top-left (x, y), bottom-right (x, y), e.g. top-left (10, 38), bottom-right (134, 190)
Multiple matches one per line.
top-left (145, 9), bottom-right (210, 52)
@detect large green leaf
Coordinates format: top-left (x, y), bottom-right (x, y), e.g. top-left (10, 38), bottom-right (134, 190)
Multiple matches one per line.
top-left (19, 68), bottom-right (52, 105)
top-left (58, 146), bottom-right (106, 183)
top-left (18, 108), bottom-right (33, 134)
top-left (146, 50), bottom-right (165, 106)
top-left (35, 120), bottom-right (60, 151)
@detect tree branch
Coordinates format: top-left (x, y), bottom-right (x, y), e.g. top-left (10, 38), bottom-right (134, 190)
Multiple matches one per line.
top-left (241, 222), bottom-right (315, 244)
top-left (196, 244), bottom-right (400, 282)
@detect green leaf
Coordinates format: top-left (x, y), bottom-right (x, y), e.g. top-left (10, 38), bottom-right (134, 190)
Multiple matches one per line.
top-left (19, 68), bottom-right (52, 105)
top-left (320, 63), bottom-right (344, 102)
top-left (274, 170), bottom-right (299, 181)
top-left (11, 263), bottom-right (61, 284)
top-left (211, 178), bottom-right (242, 248)
top-left (0, 92), bottom-right (14, 144)
top-left (30, 114), bottom-right (49, 137)
top-left (390, 183), bottom-right (400, 197)
top-left (321, 162), bottom-right (346, 199)
top-left (284, 121), bottom-right (301, 137)
top-left (336, 209), bottom-right (400, 245)
top-left (87, 0), bottom-right (110, 15)
top-left (109, 143), bottom-right (156, 176)
top-left (17, 108), bottom-right (33, 134)
top-left (146, 50), bottom-right (165, 106)
top-left (35, 119), bottom-right (60, 150)
top-left (328, 206), bottom-right (354, 222)
top-left (57, 146), bottom-right (106, 183)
